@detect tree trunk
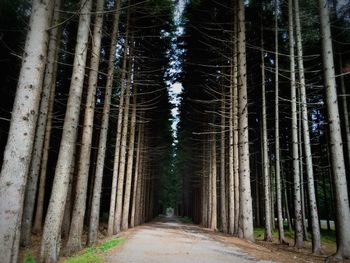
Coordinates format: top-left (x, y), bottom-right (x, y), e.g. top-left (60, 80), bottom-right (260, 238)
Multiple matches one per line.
top-left (220, 87), bottom-right (228, 233)
top-left (107, 51), bottom-right (127, 235)
top-left (210, 132), bottom-right (217, 231)
top-left (20, 0), bottom-right (61, 246)
top-left (318, 0), bottom-right (350, 259)
top-left (271, 165), bottom-right (276, 230)
top-left (130, 117), bottom-right (143, 228)
top-left (121, 78), bottom-right (138, 231)
top-left (339, 55), bottom-right (350, 188)
top-left (274, 0), bottom-right (286, 243)
top-left (61, 155), bottom-right (75, 239)
top-left (237, 0), bottom-right (254, 242)
top-left (65, 0), bottom-right (104, 254)
top-left (229, 1), bottom-right (237, 234)
top-left (21, 0), bottom-right (62, 246)
top-left (208, 138), bottom-right (213, 227)
top-left (298, 97), bottom-right (308, 240)
top-left (233, 14), bottom-right (240, 237)
top-left (294, 0), bottom-right (322, 253)
top-left (288, 0), bottom-right (303, 249)
top-left (261, 25), bottom-right (272, 242)
top-left (255, 165), bottom-right (261, 227)
top-left (114, 41), bottom-right (133, 234)
top-left (32, 52), bottom-right (58, 234)
top-left (282, 169), bottom-right (292, 232)
top-left (40, 0), bottom-right (92, 261)
top-left (89, 0), bottom-right (122, 243)
top-left (0, 0), bottom-right (54, 261)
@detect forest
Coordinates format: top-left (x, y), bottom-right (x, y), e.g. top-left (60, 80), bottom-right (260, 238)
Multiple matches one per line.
top-left (0, 0), bottom-right (350, 262)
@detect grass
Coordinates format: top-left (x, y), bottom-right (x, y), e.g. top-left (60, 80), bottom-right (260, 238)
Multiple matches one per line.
top-left (64, 237), bottom-right (126, 263)
top-left (254, 227), bottom-right (293, 239)
top-left (254, 226), bottom-right (336, 244)
top-left (23, 253), bottom-right (37, 263)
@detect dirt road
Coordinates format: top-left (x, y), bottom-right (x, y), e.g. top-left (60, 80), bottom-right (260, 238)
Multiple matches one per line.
top-left (105, 217), bottom-right (273, 263)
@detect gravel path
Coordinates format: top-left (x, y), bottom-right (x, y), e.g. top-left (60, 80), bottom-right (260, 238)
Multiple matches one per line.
top-left (106, 217), bottom-right (274, 263)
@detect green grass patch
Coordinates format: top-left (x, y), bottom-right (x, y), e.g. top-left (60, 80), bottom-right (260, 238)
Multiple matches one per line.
top-left (320, 229), bottom-right (336, 244)
top-left (254, 227), bottom-right (336, 245)
top-left (254, 227), bottom-right (294, 239)
top-left (23, 253), bottom-right (37, 263)
top-left (64, 237), bottom-right (125, 263)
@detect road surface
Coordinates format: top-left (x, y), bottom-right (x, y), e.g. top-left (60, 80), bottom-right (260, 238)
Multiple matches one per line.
top-left (106, 217), bottom-right (273, 263)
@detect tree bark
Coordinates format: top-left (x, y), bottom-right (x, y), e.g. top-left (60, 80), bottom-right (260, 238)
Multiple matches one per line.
top-left (65, 0), bottom-right (104, 254)
top-left (294, 0), bottom-right (322, 253)
top-left (220, 87), bottom-right (228, 233)
top-left (0, 0), bottom-right (54, 261)
top-left (229, 1), bottom-right (238, 234)
top-left (233, 13), bottom-right (240, 237)
top-left (21, 0), bottom-right (61, 246)
top-left (288, 0), bottom-right (303, 249)
top-left (339, 55), bottom-right (350, 187)
top-left (114, 41), bottom-right (133, 234)
top-left (298, 98), bottom-right (308, 240)
top-left (210, 132), bottom-right (217, 231)
top-left (130, 117), bottom-right (143, 228)
top-left (121, 77), bottom-right (138, 231)
top-left (318, 0), bottom-right (350, 259)
top-left (261, 25), bottom-right (272, 242)
top-left (89, 0), bottom-right (122, 243)
top-left (61, 155), bottom-right (75, 239)
top-left (274, 0), bottom-right (286, 242)
top-left (237, 0), bottom-right (254, 242)
top-left (32, 53), bottom-right (58, 234)
top-left (40, 0), bottom-right (92, 261)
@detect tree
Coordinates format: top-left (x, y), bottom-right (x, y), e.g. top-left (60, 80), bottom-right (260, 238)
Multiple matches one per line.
top-left (121, 77), bottom-right (138, 230)
top-left (20, 0), bottom-right (62, 246)
top-left (220, 87), bottom-right (228, 233)
top-left (65, 0), bottom-right (104, 254)
top-left (40, 0), bottom-right (92, 261)
top-left (0, 0), bottom-right (54, 261)
top-left (274, 0), bottom-right (287, 245)
top-left (318, 0), bottom-right (350, 259)
top-left (261, 21), bottom-right (272, 242)
top-left (237, 0), bottom-right (254, 242)
top-left (210, 131), bottom-right (217, 231)
top-left (294, 0), bottom-right (322, 254)
top-left (114, 37), bottom-right (133, 234)
top-left (89, 0), bottom-right (122, 243)
top-left (288, 0), bottom-right (303, 249)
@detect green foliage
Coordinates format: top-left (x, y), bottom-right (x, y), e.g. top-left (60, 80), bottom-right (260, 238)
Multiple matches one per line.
top-left (64, 237), bottom-right (125, 263)
top-left (190, 0), bottom-right (201, 8)
top-left (147, 0), bottom-right (174, 15)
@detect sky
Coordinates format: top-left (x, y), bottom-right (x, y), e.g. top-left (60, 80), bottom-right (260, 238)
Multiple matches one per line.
top-left (168, 0), bottom-right (185, 141)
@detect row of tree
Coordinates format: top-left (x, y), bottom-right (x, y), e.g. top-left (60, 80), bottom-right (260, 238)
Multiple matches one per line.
top-left (0, 0), bottom-right (175, 262)
top-left (176, 0), bottom-right (350, 260)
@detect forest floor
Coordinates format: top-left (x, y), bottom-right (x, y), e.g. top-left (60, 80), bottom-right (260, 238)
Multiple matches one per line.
top-left (20, 217), bottom-right (350, 263)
